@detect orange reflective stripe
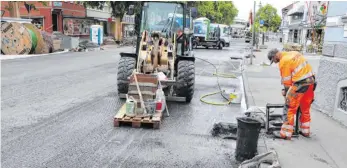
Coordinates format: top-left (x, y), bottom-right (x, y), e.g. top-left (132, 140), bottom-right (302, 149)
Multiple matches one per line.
top-left (300, 126), bottom-right (310, 129)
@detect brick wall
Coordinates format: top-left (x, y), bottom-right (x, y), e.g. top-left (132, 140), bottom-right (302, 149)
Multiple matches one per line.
top-left (1, 1), bottom-right (86, 33)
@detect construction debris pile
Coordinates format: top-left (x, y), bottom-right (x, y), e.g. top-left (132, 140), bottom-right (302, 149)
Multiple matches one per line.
top-left (70, 41), bottom-right (104, 52)
top-left (1, 22), bottom-right (63, 55)
top-left (283, 43), bottom-right (303, 52)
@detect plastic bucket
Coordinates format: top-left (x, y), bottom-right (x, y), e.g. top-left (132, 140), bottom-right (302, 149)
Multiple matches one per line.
top-left (235, 117), bottom-right (262, 162)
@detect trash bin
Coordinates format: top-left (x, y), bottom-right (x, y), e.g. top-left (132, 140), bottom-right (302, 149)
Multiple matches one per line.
top-left (235, 117), bottom-right (262, 162)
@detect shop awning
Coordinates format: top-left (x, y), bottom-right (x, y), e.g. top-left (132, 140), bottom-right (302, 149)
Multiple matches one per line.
top-left (287, 3), bottom-right (304, 16)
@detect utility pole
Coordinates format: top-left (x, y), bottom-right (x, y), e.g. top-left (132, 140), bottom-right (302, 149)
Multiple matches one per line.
top-left (250, 1), bottom-right (256, 65)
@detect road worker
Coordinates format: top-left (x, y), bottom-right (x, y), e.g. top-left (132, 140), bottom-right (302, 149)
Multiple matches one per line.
top-left (267, 48), bottom-right (316, 140)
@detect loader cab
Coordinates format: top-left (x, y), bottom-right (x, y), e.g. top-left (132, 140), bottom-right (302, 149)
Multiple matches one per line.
top-left (132, 2), bottom-right (196, 56)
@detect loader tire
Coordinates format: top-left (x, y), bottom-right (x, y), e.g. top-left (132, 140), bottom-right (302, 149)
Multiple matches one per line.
top-left (117, 56), bottom-right (136, 95)
top-left (176, 60), bottom-right (195, 103)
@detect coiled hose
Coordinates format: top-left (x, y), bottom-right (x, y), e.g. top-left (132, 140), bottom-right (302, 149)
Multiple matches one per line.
top-left (196, 57), bottom-right (238, 106)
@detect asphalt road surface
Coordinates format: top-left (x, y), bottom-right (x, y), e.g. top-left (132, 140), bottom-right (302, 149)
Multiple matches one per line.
top-left (2, 41), bottom-right (249, 168)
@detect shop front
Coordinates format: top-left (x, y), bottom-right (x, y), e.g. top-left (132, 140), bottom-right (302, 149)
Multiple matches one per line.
top-left (63, 17), bottom-right (96, 36)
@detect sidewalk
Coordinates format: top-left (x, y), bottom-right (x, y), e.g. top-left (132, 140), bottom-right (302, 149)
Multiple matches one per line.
top-left (243, 42), bottom-right (347, 168)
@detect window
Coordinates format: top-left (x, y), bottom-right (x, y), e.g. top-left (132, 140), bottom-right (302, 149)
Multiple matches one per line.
top-left (340, 87), bottom-right (347, 112)
top-left (140, 2), bottom-right (183, 33)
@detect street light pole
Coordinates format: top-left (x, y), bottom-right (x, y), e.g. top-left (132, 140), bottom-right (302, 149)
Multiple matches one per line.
top-left (250, 0), bottom-right (256, 65)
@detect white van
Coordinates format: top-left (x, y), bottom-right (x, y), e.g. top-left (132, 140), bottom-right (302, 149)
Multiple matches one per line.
top-left (217, 24), bottom-right (231, 47)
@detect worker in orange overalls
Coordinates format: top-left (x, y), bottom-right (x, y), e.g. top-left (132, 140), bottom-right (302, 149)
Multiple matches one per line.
top-left (267, 48), bottom-right (316, 140)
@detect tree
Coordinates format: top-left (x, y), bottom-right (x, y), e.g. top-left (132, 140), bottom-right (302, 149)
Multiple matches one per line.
top-left (254, 4), bottom-right (281, 32)
top-left (193, 1), bottom-right (238, 25)
top-left (83, 1), bottom-right (141, 21)
top-left (4, 2), bottom-right (48, 18)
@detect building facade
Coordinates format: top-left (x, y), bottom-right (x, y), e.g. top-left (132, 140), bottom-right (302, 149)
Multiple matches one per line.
top-left (279, 3), bottom-right (294, 44)
top-left (1, 1), bottom-right (86, 34)
top-left (85, 3), bottom-right (112, 36)
top-left (280, 1), bottom-right (328, 53)
top-left (314, 1), bottom-right (347, 126)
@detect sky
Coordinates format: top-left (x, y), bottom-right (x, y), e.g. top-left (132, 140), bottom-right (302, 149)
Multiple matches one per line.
top-left (233, 0), bottom-right (293, 21)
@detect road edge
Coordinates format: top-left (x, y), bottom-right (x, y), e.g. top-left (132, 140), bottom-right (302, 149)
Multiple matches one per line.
top-left (241, 65), bottom-right (269, 154)
top-left (0, 49), bottom-right (69, 60)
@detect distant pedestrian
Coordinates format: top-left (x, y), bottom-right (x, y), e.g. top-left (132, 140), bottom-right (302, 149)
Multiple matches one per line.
top-left (267, 49), bottom-right (317, 140)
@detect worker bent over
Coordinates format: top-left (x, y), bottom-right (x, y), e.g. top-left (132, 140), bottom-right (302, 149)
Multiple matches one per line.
top-left (267, 49), bottom-right (316, 140)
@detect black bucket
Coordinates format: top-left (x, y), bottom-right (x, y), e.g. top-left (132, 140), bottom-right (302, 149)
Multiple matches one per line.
top-left (235, 117), bottom-right (262, 162)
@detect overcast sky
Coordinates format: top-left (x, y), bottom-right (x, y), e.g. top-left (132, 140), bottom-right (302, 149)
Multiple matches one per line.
top-left (233, 0), bottom-right (293, 20)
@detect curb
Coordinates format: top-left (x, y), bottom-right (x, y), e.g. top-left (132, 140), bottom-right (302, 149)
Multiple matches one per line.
top-left (1, 49), bottom-right (69, 60)
top-left (241, 67), bottom-right (256, 109)
top-left (240, 65), bottom-right (269, 154)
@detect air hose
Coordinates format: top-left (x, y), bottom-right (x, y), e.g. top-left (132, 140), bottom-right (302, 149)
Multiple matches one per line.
top-left (195, 57), bottom-right (238, 106)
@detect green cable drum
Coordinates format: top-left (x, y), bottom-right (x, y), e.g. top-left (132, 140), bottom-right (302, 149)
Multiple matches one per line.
top-left (1, 22), bottom-right (32, 55)
top-left (27, 28), bottom-right (37, 54)
top-left (24, 23), bottom-right (45, 54)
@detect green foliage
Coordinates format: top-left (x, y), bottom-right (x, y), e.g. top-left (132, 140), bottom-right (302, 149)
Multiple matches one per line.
top-left (83, 1), bottom-right (238, 25)
top-left (190, 1), bottom-right (238, 25)
top-left (254, 4), bottom-right (281, 32)
top-left (4, 2), bottom-right (48, 13)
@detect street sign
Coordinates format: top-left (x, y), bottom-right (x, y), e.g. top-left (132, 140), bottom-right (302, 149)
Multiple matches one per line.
top-left (260, 20), bottom-right (264, 26)
top-left (53, 2), bottom-right (63, 7)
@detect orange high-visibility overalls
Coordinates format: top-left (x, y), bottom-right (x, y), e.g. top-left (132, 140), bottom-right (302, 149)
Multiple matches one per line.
top-left (279, 51), bottom-right (315, 139)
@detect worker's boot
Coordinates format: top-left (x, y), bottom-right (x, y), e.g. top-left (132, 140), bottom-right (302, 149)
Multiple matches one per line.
top-left (273, 131), bottom-right (291, 140)
top-left (299, 131), bottom-right (310, 138)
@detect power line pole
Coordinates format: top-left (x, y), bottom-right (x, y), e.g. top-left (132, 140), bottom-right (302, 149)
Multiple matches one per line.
top-left (250, 0), bottom-right (256, 65)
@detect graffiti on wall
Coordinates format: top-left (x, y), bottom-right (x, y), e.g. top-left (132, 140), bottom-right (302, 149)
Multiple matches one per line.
top-left (63, 18), bottom-right (96, 35)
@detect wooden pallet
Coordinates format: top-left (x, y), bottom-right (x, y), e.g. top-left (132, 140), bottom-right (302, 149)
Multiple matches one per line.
top-left (113, 104), bottom-right (163, 129)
